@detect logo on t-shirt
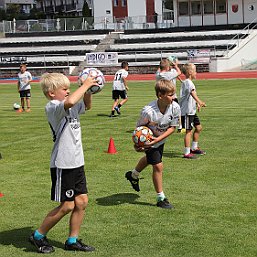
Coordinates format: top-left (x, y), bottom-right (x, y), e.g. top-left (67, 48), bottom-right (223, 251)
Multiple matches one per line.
top-left (66, 189), bottom-right (74, 198)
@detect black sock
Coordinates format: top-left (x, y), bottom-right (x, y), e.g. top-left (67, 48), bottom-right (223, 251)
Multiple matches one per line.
top-left (111, 110), bottom-right (115, 115)
top-left (118, 104), bottom-right (122, 108)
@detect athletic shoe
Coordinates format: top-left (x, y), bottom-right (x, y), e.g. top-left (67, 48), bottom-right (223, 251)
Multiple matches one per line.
top-left (183, 153), bottom-right (198, 159)
top-left (64, 239), bottom-right (95, 252)
top-left (25, 109), bottom-right (31, 112)
top-left (109, 114), bottom-right (115, 118)
top-left (114, 106), bottom-right (121, 115)
top-left (29, 232), bottom-right (55, 253)
top-left (16, 109), bottom-right (24, 113)
top-left (157, 198), bottom-right (174, 209)
top-left (191, 148), bottom-right (206, 155)
top-left (125, 171), bottom-right (140, 192)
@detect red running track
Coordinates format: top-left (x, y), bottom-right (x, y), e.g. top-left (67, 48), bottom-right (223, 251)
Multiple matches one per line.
top-left (1, 71), bottom-right (257, 84)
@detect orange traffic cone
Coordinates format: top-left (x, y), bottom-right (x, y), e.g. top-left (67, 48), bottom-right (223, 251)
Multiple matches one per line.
top-left (107, 137), bottom-right (117, 154)
top-left (0, 192), bottom-right (4, 198)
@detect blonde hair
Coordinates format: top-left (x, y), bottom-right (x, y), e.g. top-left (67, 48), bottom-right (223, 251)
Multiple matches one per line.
top-left (40, 73), bottom-right (70, 99)
top-left (182, 63), bottom-right (196, 77)
top-left (155, 79), bottom-right (175, 97)
top-left (159, 58), bottom-right (170, 71)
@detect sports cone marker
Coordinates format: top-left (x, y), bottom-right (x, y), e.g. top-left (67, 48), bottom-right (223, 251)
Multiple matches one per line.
top-left (0, 192), bottom-right (4, 198)
top-left (107, 137), bottom-right (117, 154)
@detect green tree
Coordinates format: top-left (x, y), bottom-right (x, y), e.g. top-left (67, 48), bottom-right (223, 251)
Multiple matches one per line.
top-left (82, 0), bottom-right (91, 17)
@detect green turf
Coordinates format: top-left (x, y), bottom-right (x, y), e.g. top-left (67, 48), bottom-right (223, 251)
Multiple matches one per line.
top-left (0, 79), bottom-right (257, 257)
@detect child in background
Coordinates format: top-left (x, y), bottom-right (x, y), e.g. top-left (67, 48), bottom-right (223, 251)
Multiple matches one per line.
top-left (179, 63), bottom-right (206, 159)
top-left (109, 61), bottom-right (129, 117)
top-left (125, 79), bottom-right (180, 209)
top-left (17, 63), bottom-right (33, 112)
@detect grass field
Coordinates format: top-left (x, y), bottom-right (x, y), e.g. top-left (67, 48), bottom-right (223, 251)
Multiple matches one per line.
top-left (0, 78), bottom-right (257, 257)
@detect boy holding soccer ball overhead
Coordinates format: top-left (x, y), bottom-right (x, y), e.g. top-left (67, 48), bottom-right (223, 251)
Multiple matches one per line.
top-left (125, 79), bottom-right (180, 209)
top-left (29, 73), bottom-right (98, 253)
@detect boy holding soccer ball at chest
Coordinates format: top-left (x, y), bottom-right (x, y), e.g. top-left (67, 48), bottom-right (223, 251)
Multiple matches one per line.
top-left (29, 73), bottom-right (98, 253)
top-left (125, 79), bottom-right (180, 209)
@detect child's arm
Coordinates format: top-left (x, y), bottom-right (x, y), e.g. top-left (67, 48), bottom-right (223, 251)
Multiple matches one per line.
top-left (148, 127), bottom-right (176, 146)
top-left (64, 76), bottom-right (97, 110)
top-left (191, 90), bottom-right (206, 110)
top-left (123, 76), bottom-right (129, 91)
top-left (83, 92), bottom-right (92, 110)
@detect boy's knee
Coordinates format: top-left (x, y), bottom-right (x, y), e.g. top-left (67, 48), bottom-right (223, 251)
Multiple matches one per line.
top-left (75, 194), bottom-right (88, 210)
top-left (61, 201), bottom-right (75, 214)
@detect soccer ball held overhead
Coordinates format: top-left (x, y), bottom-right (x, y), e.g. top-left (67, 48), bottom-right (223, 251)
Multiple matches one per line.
top-left (78, 68), bottom-right (105, 94)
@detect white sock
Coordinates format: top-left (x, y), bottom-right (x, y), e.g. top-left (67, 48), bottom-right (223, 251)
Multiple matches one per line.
top-left (184, 147), bottom-right (190, 155)
top-left (157, 191), bottom-right (165, 201)
top-left (132, 169), bottom-right (140, 179)
top-left (192, 141), bottom-right (198, 150)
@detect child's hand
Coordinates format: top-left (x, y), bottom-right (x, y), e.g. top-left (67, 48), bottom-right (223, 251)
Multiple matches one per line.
top-left (197, 101), bottom-right (206, 112)
top-left (82, 76), bottom-right (98, 88)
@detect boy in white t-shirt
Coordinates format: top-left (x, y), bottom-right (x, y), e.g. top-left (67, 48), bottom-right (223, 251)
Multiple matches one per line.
top-left (179, 63), bottom-right (206, 159)
top-left (17, 64), bottom-right (33, 112)
top-left (29, 73), bottom-right (98, 253)
top-left (125, 79), bottom-right (180, 209)
top-left (109, 61), bottom-right (129, 117)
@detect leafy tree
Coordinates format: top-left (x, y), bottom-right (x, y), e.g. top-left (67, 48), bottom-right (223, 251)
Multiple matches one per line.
top-left (82, 0), bottom-right (91, 17)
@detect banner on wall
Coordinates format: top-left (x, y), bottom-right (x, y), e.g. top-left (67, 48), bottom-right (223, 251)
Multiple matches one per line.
top-left (1, 56), bottom-right (27, 63)
top-left (85, 52), bottom-right (118, 65)
top-left (187, 49), bottom-right (210, 63)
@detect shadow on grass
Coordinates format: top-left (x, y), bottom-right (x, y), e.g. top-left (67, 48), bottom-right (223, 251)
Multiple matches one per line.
top-left (96, 193), bottom-right (155, 207)
top-left (0, 226), bottom-right (64, 252)
top-left (97, 113), bottom-right (119, 118)
top-left (163, 151), bottom-right (182, 159)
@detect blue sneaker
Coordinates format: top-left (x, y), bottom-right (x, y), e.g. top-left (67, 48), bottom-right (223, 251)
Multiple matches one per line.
top-left (114, 106), bottom-right (121, 115)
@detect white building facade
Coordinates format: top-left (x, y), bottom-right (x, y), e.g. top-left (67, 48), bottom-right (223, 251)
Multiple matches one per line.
top-left (93, 0), bottom-right (257, 28)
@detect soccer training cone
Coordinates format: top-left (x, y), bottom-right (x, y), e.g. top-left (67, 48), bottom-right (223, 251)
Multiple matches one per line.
top-left (107, 137), bottom-right (117, 154)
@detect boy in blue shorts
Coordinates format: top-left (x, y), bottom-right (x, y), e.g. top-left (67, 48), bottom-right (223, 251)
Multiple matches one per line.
top-left (125, 79), bottom-right (180, 209)
top-left (179, 63), bottom-right (206, 159)
top-left (29, 73), bottom-right (98, 253)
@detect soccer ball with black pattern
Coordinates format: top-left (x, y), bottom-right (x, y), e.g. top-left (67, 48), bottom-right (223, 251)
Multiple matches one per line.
top-left (132, 126), bottom-right (153, 147)
top-left (78, 68), bottom-right (105, 94)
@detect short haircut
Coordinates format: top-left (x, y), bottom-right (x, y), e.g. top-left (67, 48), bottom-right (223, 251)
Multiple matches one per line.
top-left (155, 79), bottom-right (175, 97)
top-left (40, 73), bottom-right (70, 99)
top-left (20, 63), bottom-right (27, 68)
top-left (121, 61), bottom-right (129, 69)
top-left (159, 58), bottom-right (170, 71)
top-left (182, 63), bottom-right (195, 77)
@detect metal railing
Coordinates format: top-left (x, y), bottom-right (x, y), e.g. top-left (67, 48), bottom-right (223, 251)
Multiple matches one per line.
top-left (0, 14), bottom-right (174, 34)
top-left (223, 17), bottom-right (257, 57)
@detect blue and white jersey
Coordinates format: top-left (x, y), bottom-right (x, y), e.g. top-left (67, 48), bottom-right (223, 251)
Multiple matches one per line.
top-left (18, 71), bottom-right (32, 91)
top-left (179, 79), bottom-right (197, 116)
top-left (137, 100), bottom-right (180, 148)
top-left (112, 69), bottom-right (128, 90)
top-left (45, 100), bottom-right (86, 169)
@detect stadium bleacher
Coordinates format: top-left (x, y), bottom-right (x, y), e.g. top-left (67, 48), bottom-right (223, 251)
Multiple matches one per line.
top-left (0, 26), bottom-right (252, 76)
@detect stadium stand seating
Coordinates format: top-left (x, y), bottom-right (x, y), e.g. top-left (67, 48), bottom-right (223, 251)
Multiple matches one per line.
top-left (0, 25), bottom-right (252, 76)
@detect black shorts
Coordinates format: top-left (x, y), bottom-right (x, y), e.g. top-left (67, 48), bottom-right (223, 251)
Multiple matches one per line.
top-left (50, 166), bottom-right (88, 202)
top-left (145, 144), bottom-right (164, 165)
top-left (112, 90), bottom-right (128, 100)
top-left (181, 114), bottom-right (201, 130)
top-left (20, 89), bottom-right (31, 98)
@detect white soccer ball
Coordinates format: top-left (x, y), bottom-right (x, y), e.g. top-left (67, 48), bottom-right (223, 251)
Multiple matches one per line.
top-left (13, 103), bottom-right (20, 110)
top-left (168, 55), bottom-right (178, 64)
top-left (78, 68), bottom-right (105, 94)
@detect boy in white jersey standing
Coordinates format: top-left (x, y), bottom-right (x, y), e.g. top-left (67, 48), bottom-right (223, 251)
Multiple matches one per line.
top-left (179, 63), bottom-right (206, 159)
top-left (109, 61), bottom-right (129, 117)
top-left (125, 79), bottom-right (180, 209)
top-left (17, 63), bottom-right (33, 112)
top-left (29, 73), bottom-right (97, 253)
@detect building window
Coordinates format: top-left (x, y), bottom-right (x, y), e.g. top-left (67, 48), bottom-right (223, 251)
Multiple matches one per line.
top-left (179, 1), bottom-right (189, 15)
top-left (121, 0), bottom-right (127, 7)
top-left (113, 0), bottom-right (118, 7)
top-left (203, 0), bottom-right (214, 14)
top-left (216, 0), bottom-right (226, 13)
top-left (191, 1), bottom-right (201, 15)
